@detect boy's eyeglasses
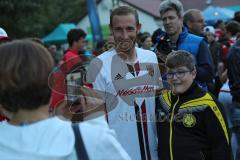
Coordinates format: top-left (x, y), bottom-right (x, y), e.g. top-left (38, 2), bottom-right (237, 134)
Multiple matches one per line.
top-left (166, 70), bottom-right (192, 79)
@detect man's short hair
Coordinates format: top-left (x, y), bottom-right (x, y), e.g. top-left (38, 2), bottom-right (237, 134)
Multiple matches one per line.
top-left (110, 6), bottom-right (139, 26)
top-left (165, 50), bottom-right (196, 71)
top-left (183, 9), bottom-right (201, 25)
top-left (0, 40), bottom-right (54, 113)
top-left (67, 28), bottom-right (86, 47)
top-left (159, 0), bottom-right (184, 18)
top-left (226, 21), bottom-right (240, 36)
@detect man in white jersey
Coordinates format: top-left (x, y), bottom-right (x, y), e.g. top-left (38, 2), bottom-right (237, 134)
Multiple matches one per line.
top-left (86, 6), bottom-right (163, 159)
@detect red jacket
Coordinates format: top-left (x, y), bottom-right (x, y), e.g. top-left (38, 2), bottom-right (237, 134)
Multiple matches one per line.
top-left (50, 49), bottom-right (82, 109)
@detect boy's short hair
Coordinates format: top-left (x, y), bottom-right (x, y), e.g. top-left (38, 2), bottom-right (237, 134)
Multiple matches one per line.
top-left (0, 40), bottom-right (54, 113)
top-left (165, 50), bottom-right (196, 70)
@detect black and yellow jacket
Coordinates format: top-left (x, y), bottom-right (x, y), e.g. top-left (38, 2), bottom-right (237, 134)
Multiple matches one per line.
top-left (156, 82), bottom-right (231, 160)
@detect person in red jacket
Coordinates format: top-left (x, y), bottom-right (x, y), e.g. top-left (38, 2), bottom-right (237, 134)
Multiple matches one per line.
top-left (61, 28), bottom-right (86, 71)
top-left (50, 28), bottom-right (87, 112)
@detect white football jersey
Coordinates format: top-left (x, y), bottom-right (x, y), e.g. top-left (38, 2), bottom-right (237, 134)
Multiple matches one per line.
top-left (87, 47), bottom-right (162, 160)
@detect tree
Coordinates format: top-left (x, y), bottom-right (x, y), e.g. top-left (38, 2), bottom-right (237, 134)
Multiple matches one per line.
top-left (0, 0), bottom-right (86, 39)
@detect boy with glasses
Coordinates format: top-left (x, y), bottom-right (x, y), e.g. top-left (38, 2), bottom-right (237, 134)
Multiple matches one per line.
top-left (156, 50), bottom-right (231, 160)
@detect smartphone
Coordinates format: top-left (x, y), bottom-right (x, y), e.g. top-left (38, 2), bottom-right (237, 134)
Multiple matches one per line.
top-left (65, 67), bottom-right (86, 106)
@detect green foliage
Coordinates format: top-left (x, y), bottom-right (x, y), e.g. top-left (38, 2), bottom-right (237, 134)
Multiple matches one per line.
top-left (0, 0), bottom-right (86, 39)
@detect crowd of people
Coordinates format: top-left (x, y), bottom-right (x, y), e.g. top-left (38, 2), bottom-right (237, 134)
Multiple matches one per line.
top-left (0, 0), bottom-right (240, 159)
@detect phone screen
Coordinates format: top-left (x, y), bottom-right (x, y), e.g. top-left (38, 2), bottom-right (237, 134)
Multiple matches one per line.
top-left (66, 70), bottom-right (84, 106)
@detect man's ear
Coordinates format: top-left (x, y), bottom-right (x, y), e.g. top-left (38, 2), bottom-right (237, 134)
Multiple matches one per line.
top-left (109, 24), bottom-right (113, 35)
top-left (72, 41), bottom-right (77, 47)
top-left (192, 67), bottom-right (197, 78)
top-left (136, 23), bottom-right (142, 34)
top-left (186, 21), bottom-right (193, 30)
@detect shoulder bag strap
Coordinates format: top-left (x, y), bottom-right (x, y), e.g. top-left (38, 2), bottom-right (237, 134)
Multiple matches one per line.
top-left (72, 123), bottom-right (89, 160)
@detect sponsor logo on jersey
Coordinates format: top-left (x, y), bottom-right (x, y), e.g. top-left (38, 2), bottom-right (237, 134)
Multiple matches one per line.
top-left (116, 85), bottom-right (154, 96)
top-left (114, 73), bottom-right (124, 80)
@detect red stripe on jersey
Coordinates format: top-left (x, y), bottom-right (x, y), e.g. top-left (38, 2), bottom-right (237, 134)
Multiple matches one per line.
top-left (141, 100), bottom-right (151, 160)
top-left (134, 101), bottom-right (146, 159)
top-left (134, 62), bottom-right (140, 76)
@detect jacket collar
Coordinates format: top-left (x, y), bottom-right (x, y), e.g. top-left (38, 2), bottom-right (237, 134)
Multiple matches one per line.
top-left (164, 27), bottom-right (188, 47)
top-left (171, 81), bottom-right (206, 105)
top-left (178, 27), bottom-right (188, 44)
top-left (67, 48), bottom-right (79, 55)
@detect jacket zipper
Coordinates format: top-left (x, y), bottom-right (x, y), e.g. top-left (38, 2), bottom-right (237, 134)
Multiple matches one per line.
top-left (169, 96), bottom-right (179, 160)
